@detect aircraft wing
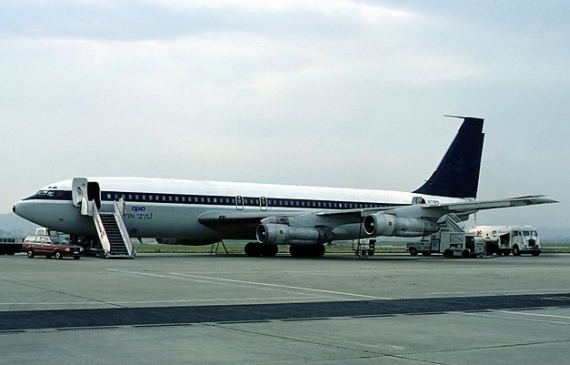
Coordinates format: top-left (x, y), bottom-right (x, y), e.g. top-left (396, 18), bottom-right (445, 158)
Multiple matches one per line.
top-left (198, 195), bottom-right (557, 232)
top-left (421, 195), bottom-right (559, 215)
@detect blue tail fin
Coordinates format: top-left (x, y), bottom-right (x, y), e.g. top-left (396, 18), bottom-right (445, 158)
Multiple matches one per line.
top-left (413, 117), bottom-right (484, 199)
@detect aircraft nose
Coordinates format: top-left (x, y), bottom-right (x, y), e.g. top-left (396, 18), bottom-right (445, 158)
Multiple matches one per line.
top-left (12, 200), bottom-right (28, 220)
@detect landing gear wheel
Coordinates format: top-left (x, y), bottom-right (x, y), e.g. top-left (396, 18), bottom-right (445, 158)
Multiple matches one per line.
top-left (313, 244), bottom-right (325, 258)
top-left (289, 245), bottom-right (325, 258)
top-left (261, 244), bottom-right (279, 257)
top-left (289, 245), bottom-right (303, 258)
top-left (244, 242), bottom-right (262, 257)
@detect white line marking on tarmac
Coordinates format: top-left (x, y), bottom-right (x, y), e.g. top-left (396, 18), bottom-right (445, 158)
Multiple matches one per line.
top-left (0, 297), bottom-right (316, 307)
top-left (496, 310), bottom-right (570, 321)
top-left (457, 311), bottom-right (570, 325)
top-left (170, 273), bottom-right (392, 300)
top-left (107, 269), bottom-right (391, 300)
top-left (425, 289), bottom-right (570, 296)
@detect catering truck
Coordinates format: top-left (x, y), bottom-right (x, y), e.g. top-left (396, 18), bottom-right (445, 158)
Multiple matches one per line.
top-left (470, 225), bottom-right (541, 256)
top-left (406, 231), bottom-right (486, 258)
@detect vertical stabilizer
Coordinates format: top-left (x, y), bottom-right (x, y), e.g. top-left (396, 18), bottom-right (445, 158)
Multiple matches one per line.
top-left (413, 117), bottom-right (484, 199)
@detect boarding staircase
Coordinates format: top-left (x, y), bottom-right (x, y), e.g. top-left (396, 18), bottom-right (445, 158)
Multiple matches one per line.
top-left (86, 199), bottom-right (135, 258)
top-left (98, 212), bottom-right (131, 257)
top-left (437, 213), bottom-right (466, 233)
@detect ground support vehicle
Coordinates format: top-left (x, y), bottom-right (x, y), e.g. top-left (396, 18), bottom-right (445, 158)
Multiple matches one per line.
top-left (352, 239), bottom-right (376, 257)
top-left (22, 234), bottom-right (83, 260)
top-left (407, 232), bottom-right (486, 258)
top-left (0, 237), bottom-right (23, 255)
top-left (471, 225), bottom-right (541, 256)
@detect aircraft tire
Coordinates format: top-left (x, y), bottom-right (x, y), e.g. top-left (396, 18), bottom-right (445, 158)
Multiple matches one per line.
top-left (244, 242), bottom-right (262, 257)
top-left (313, 244), bottom-right (325, 258)
top-left (289, 245), bottom-right (303, 258)
top-left (261, 244), bottom-right (278, 257)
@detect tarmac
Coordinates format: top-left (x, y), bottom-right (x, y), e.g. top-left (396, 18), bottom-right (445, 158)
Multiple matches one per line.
top-left (1, 251), bottom-right (570, 365)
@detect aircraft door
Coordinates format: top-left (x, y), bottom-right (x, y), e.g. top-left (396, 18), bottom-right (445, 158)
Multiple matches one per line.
top-left (236, 196), bottom-right (244, 210)
top-left (88, 182), bottom-right (101, 209)
top-left (72, 178), bottom-right (88, 207)
top-left (260, 197), bottom-right (268, 211)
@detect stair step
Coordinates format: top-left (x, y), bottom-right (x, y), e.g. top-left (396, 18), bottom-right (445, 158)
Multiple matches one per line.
top-left (95, 211), bottom-right (132, 258)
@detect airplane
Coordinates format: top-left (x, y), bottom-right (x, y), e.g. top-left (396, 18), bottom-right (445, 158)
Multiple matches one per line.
top-left (12, 116), bottom-right (557, 258)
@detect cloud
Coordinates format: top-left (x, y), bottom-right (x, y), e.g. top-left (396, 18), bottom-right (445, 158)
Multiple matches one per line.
top-left (0, 0), bottom-right (568, 230)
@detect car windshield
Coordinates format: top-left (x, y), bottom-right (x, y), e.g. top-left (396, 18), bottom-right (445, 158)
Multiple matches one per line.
top-left (51, 237), bottom-right (70, 244)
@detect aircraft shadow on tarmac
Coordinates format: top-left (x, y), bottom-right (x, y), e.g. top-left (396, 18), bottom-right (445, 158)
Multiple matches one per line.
top-left (2, 292), bottom-right (570, 332)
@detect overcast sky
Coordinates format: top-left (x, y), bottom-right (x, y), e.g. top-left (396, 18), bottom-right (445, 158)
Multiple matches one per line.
top-left (1, 0), bottom-right (568, 229)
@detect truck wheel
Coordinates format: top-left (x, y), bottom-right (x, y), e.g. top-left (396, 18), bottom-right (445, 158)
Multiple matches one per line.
top-left (54, 251), bottom-right (63, 260)
top-left (409, 247), bottom-right (418, 256)
top-left (27, 249), bottom-right (35, 259)
top-left (512, 245), bottom-right (521, 256)
top-left (462, 250), bottom-right (470, 258)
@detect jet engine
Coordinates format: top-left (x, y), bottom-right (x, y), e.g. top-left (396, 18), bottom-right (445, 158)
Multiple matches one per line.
top-left (363, 213), bottom-right (438, 237)
top-left (256, 223), bottom-right (334, 245)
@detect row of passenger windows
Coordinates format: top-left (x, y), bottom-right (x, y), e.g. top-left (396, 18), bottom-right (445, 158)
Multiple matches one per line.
top-left (104, 192), bottom-right (390, 209)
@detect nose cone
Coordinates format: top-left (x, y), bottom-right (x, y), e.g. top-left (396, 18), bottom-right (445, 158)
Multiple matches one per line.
top-left (12, 200), bottom-right (34, 222)
top-left (13, 201), bottom-right (22, 216)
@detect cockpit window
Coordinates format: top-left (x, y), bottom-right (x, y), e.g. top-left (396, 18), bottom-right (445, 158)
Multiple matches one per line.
top-left (25, 190), bottom-right (72, 201)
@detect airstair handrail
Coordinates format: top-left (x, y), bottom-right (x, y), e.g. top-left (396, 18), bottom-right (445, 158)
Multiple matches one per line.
top-left (92, 204), bottom-right (111, 255)
top-left (114, 201), bottom-right (135, 258)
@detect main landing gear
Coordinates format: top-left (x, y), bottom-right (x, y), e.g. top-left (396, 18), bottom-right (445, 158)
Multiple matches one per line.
top-left (244, 242), bottom-right (326, 258)
top-left (244, 242), bottom-right (279, 257)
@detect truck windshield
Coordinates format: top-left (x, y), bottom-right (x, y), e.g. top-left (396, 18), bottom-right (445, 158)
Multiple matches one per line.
top-left (522, 231), bottom-right (530, 237)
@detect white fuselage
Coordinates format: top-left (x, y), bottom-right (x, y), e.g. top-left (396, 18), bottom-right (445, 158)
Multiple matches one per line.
top-left (14, 177), bottom-right (464, 242)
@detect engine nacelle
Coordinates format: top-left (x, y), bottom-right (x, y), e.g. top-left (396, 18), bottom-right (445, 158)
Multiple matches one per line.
top-left (363, 213), bottom-right (439, 237)
top-left (256, 223), bottom-right (334, 245)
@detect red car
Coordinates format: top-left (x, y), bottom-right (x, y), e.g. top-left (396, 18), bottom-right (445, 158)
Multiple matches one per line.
top-left (22, 235), bottom-right (83, 260)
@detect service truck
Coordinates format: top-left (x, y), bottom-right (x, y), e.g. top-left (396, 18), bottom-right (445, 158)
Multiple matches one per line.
top-left (0, 236), bottom-right (23, 255)
top-left (406, 231), bottom-right (486, 258)
top-left (470, 225), bottom-right (541, 256)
